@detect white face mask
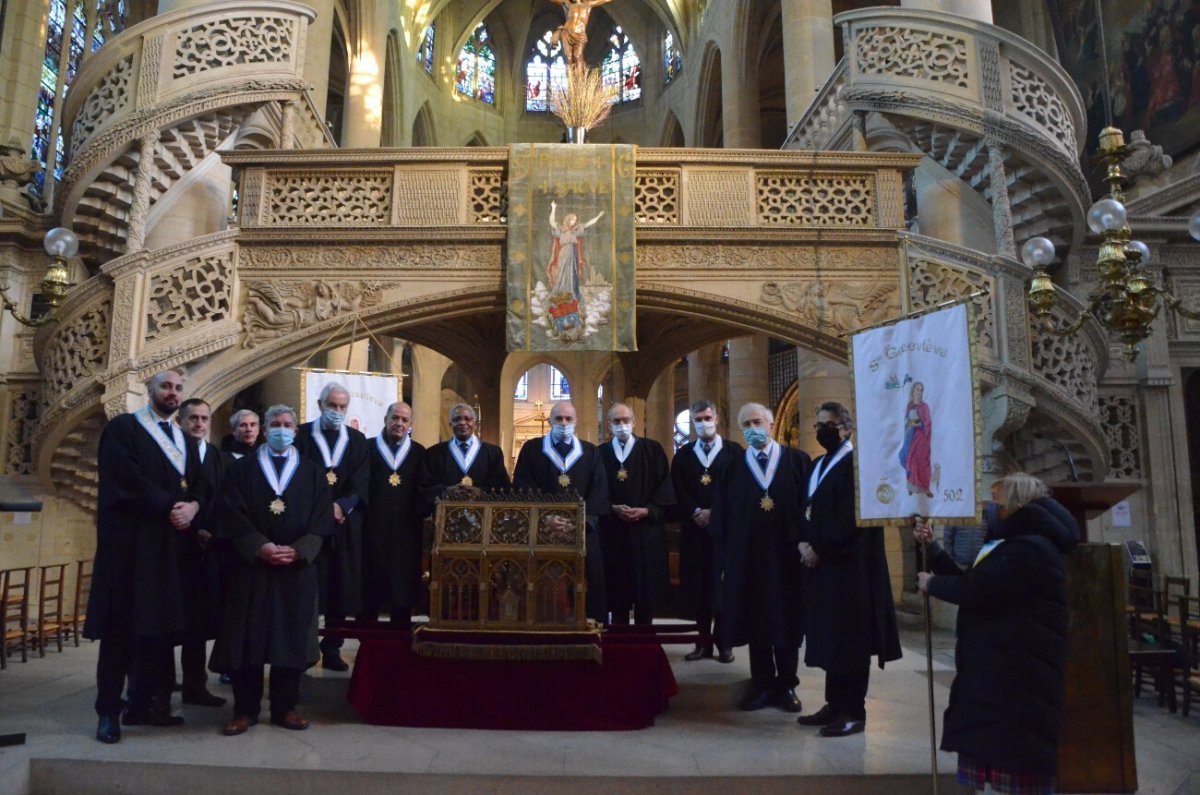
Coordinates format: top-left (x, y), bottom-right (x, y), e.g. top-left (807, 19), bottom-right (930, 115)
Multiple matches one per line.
top-left (611, 422), bottom-right (632, 441)
top-left (693, 420), bottom-right (716, 439)
top-left (551, 423), bottom-right (575, 443)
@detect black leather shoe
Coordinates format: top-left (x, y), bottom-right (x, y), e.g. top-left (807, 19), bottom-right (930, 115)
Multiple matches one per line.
top-left (778, 689), bottom-right (802, 713)
top-left (797, 704), bottom-right (835, 726)
top-left (819, 717), bottom-right (866, 737)
top-left (322, 652), bottom-right (349, 672)
top-left (96, 714), bottom-right (121, 744)
top-left (738, 690), bottom-right (776, 711)
top-left (716, 648), bottom-right (735, 664)
top-left (123, 702), bottom-right (185, 727)
top-left (182, 688), bottom-right (227, 707)
top-left (683, 645), bottom-right (713, 662)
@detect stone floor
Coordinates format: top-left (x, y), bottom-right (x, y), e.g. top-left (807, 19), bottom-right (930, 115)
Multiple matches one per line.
top-left (1, 620), bottom-right (1197, 795)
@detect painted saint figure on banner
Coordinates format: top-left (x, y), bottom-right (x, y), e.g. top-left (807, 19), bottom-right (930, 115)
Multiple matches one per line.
top-left (898, 381), bottom-right (933, 497)
top-left (546, 200), bottom-right (604, 341)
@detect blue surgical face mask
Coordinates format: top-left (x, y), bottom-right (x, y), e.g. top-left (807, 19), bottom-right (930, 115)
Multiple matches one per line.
top-left (322, 408), bottom-right (345, 429)
top-left (266, 427), bottom-right (295, 452)
top-left (611, 422), bottom-right (632, 441)
top-left (742, 426), bottom-right (769, 449)
top-left (551, 423), bottom-right (575, 443)
top-left (693, 420), bottom-right (716, 439)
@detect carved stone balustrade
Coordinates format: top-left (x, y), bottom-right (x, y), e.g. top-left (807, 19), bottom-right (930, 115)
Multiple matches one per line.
top-left (784, 60), bottom-right (850, 152)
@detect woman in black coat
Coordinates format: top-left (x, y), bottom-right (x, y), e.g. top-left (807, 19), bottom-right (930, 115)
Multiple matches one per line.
top-left (916, 473), bottom-right (1078, 794)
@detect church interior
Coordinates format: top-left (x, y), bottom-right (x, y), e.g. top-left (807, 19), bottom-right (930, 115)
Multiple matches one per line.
top-left (1, 0), bottom-right (1200, 791)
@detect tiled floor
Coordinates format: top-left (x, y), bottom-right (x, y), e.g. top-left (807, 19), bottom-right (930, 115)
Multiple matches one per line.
top-left (1, 622), bottom-right (1197, 794)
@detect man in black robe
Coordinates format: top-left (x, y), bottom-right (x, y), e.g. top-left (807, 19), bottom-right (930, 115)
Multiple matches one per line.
top-left (85, 369), bottom-right (200, 743)
top-left (217, 404), bottom-right (333, 736)
top-left (512, 400), bottom-right (609, 622)
top-left (671, 399), bottom-right (740, 662)
top-left (361, 401), bottom-right (427, 628)
top-left (174, 398), bottom-right (226, 708)
top-left (797, 401), bottom-right (902, 737)
top-left (220, 409), bottom-right (260, 459)
top-left (711, 402), bottom-right (808, 715)
top-left (419, 402), bottom-right (511, 501)
top-left (599, 402), bottom-right (675, 625)
top-left (294, 382), bottom-right (369, 671)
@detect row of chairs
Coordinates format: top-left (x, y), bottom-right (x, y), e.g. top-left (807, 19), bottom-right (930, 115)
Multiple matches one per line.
top-left (1, 560), bottom-right (92, 669)
top-left (1128, 572), bottom-right (1200, 717)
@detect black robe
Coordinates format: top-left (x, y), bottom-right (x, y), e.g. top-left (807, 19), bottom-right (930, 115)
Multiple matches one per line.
top-left (215, 450), bottom-right (332, 670)
top-left (85, 412), bottom-right (201, 641)
top-left (512, 437), bottom-right (609, 622)
top-left (800, 445), bottom-right (902, 671)
top-left (599, 437), bottom-right (676, 611)
top-left (363, 436), bottom-right (428, 613)
top-left (294, 422), bottom-right (369, 615)
top-left (710, 444), bottom-right (809, 649)
top-left (177, 440), bottom-right (224, 641)
top-left (418, 438), bottom-right (511, 502)
top-left (670, 437), bottom-right (743, 619)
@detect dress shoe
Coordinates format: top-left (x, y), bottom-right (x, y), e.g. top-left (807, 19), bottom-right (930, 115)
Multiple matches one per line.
top-left (683, 645), bottom-right (713, 662)
top-left (96, 713), bottom-right (121, 744)
top-left (819, 716), bottom-right (866, 737)
top-left (797, 704), bottom-right (836, 726)
top-left (182, 688), bottom-right (227, 707)
top-left (222, 715), bottom-right (257, 736)
top-left (270, 710), bottom-right (309, 730)
top-left (716, 648), bottom-right (735, 664)
top-left (738, 689), bottom-right (777, 711)
top-left (123, 705), bottom-right (185, 727)
top-left (778, 689), bottom-right (802, 713)
top-left (322, 652), bottom-right (349, 672)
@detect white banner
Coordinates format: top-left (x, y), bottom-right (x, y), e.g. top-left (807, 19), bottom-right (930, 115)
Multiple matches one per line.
top-left (851, 303), bottom-right (979, 523)
top-left (300, 369), bottom-right (400, 440)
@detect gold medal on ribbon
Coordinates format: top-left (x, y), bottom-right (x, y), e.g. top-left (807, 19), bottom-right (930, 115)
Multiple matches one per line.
top-left (269, 497), bottom-right (286, 515)
top-left (180, 477), bottom-right (188, 490)
top-left (326, 471), bottom-right (338, 486)
top-left (388, 472), bottom-right (401, 487)
top-left (700, 472), bottom-right (712, 486)
top-left (760, 494), bottom-right (775, 512)
top-left (558, 473), bottom-right (571, 488)
top-left (617, 466), bottom-right (628, 482)
top-left (461, 475), bottom-right (473, 487)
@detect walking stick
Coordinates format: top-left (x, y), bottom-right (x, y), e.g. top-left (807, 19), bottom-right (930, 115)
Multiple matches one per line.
top-left (918, 517), bottom-right (939, 794)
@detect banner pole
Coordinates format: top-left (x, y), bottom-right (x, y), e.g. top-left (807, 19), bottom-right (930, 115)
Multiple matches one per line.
top-left (920, 532), bottom-right (940, 795)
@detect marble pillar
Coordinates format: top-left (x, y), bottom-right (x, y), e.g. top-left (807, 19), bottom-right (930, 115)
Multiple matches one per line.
top-left (410, 344), bottom-right (451, 448)
top-left (727, 335), bottom-right (769, 418)
top-left (780, 0), bottom-right (835, 129)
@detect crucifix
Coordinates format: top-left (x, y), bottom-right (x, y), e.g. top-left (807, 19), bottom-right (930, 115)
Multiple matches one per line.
top-left (549, 0), bottom-right (614, 72)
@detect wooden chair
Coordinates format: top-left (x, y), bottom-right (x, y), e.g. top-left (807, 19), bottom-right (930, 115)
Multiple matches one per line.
top-left (1128, 584), bottom-right (1168, 703)
top-left (1, 567), bottom-right (32, 668)
top-left (1163, 576), bottom-right (1191, 631)
top-left (64, 559), bottom-right (93, 647)
top-left (35, 563), bottom-right (67, 656)
top-left (1175, 595), bottom-right (1200, 717)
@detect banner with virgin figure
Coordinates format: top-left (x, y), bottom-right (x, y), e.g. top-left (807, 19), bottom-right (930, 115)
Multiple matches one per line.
top-left (850, 303), bottom-right (980, 525)
top-left (506, 143), bottom-right (637, 352)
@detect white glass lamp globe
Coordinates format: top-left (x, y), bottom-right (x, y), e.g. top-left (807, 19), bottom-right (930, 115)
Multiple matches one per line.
top-left (1020, 236), bottom-right (1056, 268)
top-left (1189, 210), bottom-right (1200, 242)
top-left (1087, 198), bottom-right (1127, 234)
top-left (1125, 240), bottom-right (1150, 264)
top-left (43, 228), bottom-right (79, 259)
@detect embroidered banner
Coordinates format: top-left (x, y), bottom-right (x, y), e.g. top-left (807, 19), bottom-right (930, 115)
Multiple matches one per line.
top-left (299, 368), bottom-right (400, 439)
top-left (506, 143), bottom-right (636, 352)
top-left (850, 303), bottom-right (981, 524)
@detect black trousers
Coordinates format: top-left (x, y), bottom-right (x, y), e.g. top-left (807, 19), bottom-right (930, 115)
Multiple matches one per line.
top-left (825, 659), bottom-right (870, 721)
top-left (317, 553), bottom-right (345, 654)
top-left (608, 604), bottom-right (655, 625)
top-left (231, 665), bottom-right (301, 720)
top-left (95, 632), bottom-right (172, 716)
top-left (749, 643), bottom-right (799, 693)
top-left (180, 638), bottom-right (209, 692)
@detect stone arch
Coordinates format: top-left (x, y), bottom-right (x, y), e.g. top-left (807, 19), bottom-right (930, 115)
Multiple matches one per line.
top-left (412, 101), bottom-right (437, 146)
top-left (659, 110), bottom-right (685, 147)
top-left (464, 131), bottom-right (489, 146)
top-left (755, 4), bottom-right (786, 148)
top-left (694, 42), bottom-right (723, 148)
top-left (381, 29), bottom-right (404, 147)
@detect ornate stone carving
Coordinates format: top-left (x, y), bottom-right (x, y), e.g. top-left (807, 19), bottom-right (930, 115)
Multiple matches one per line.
top-left (977, 38), bottom-right (1003, 112)
top-left (854, 26), bottom-right (969, 88)
top-left (137, 33), bottom-right (164, 109)
top-left (146, 253), bottom-right (232, 340)
top-left (173, 16), bottom-right (296, 79)
top-left (1030, 321), bottom-right (1099, 417)
top-left (4, 385), bottom-right (39, 475)
top-left (685, 170), bottom-right (753, 226)
top-left (756, 173), bottom-right (875, 226)
top-left (41, 300), bottom-right (112, 410)
top-left (393, 168), bottom-right (463, 225)
top-left (761, 279), bottom-right (895, 336)
top-left (71, 54), bottom-right (133, 150)
top-left (635, 169), bottom-right (679, 224)
top-left (908, 259), bottom-right (995, 354)
top-left (637, 244), bottom-right (895, 272)
top-left (1122, 130), bottom-right (1172, 183)
top-left (266, 172), bottom-right (392, 226)
top-left (1004, 283), bottom-right (1030, 367)
top-left (468, 168), bottom-right (505, 224)
top-left (0, 146), bottom-right (40, 188)
top-left (240, 244), bottom-right (502, 272)
top-left (1098, 394), bottom-right (1141, 480)
top-left (242, 280), bottom-right (392, 348)
top-left (1008, 63), bottom-right (1075, 154)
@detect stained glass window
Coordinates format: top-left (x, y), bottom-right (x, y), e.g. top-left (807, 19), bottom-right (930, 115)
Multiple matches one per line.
top-left (525, 30), bottom-right (568, 112)
top-left (674, 409), bottom-right (691, 451)
top-left (456, 23), bottom-right (496, 105)
top-left (663, 31), bottom-right (682, 85)
top-left (514, 372), bottom-right (529, 401)
top-left (417, 23), bottom-right (434, 75)
top-left (550, 367), bottom-right (571, 400)
top-left (601, 26), bottom-right (640, 104)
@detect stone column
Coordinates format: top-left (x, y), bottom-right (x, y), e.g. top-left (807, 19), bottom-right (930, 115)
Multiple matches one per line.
top-left (727, 335), bottom-right (769, 417)
top-left (300, 0), bottom-right (337, 121)
top-left (644, 366), bottom-right (676, 458)
top-left (986, 140), bottom-right (1017, 260)
top-left (687, 343), bottom-right (726, 432)
top-left (781, 0), bottom-right (835, 129)
top-left (341, 26), bottom-right (386, 148)
top-left (326, 340), bottom-right (370, 372)
top-left (0, 1), bottom-right (49, 154)
top-left (793, 348), bottom-right (854, 459)
top-left (410, 344), bottom-right (451, 448)
top-left (279, 100), bottom-right (299, 149)
top-left (125, 135), bottom-right (158, 254)
top-left (721, 47), bottom-right (761, 148)
top-left (900, 0), bottom-right (991, 23)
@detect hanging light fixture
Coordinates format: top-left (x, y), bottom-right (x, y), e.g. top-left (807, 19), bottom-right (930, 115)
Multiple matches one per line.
top-left (0, 227), bottom-right (77, 328)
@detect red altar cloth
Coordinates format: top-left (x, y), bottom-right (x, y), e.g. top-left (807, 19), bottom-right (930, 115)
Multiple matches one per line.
top-left (347, 639), bottom-right (678, 730)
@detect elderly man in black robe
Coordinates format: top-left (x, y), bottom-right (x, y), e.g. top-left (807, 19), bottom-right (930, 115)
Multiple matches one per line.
top-left (294, 382), bottom-right (369, 671)
top-left (419, 402), bottom-right (511, 501)
top-left (86, 369), bottom-right (200, 743)
top-left (512, 400), bottom-right (609, 623)
top-left (796, 401), bottom-right (902, 737)
top-left (173, 398), bottom-right (226, 708)
top-left (220, 409), bottom-right (260, 459)
top-left (671, 399), bottom-right (741, 663)
top-left (711, 402), bottom-right (808, 714)
top-left (361, 401), bottom-right (427, 629)
top-left (599, 402), bottom-right (675, 625)
top-left (218, 404), bottom-right (333, 736)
